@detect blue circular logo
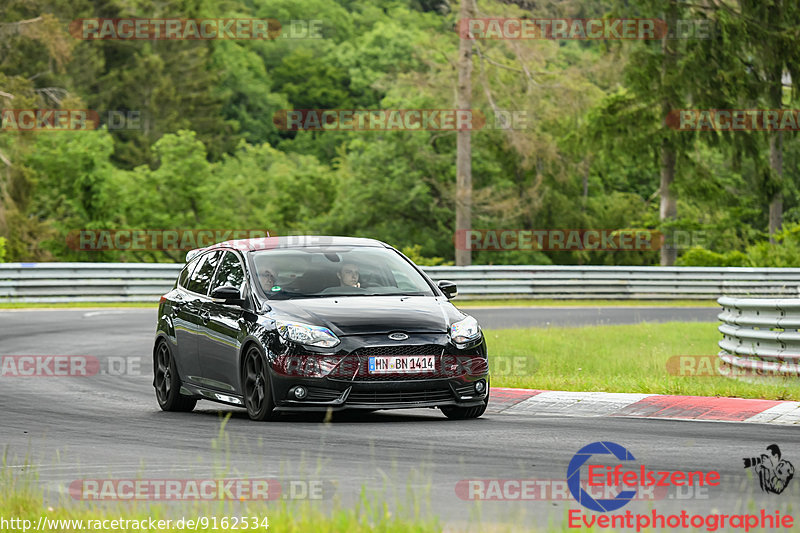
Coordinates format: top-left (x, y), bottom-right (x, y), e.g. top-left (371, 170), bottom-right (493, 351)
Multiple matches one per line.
top-left (567, 441), bottom-right (637, 512)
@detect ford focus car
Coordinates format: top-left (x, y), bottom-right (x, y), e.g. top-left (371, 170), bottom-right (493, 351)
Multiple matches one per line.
top-left (153, 236), bottom-right (489, 421)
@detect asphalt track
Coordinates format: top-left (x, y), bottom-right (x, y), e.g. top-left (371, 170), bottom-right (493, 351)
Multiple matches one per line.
top-left (2, 308), bottom-right (797, 531)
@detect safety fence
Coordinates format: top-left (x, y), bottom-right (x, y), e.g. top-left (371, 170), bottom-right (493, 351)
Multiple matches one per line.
top-left (2, 263), bottom-right (800, 303)
top-left (717, 296), bottom-right (800, 379)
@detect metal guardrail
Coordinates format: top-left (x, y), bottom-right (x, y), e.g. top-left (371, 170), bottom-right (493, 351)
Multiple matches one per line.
top-left (424, 265), bottom-right (800, 300)
top-left (0, 263), bottom-right (183, 303)
top-left (3, 263), bottom-right (800, 303)
top-left (717, 296), bottom-right (800, 379)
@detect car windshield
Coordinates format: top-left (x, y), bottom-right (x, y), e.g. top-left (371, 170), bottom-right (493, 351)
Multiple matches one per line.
top-left (249, 246), bottom-right (434, 299)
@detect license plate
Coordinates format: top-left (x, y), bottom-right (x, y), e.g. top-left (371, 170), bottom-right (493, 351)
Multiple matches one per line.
top-left (368, 356), bottom-right (436, 374)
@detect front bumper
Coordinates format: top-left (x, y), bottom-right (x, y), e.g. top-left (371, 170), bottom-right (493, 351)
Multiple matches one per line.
top-left (268, 333), bottom-right (488, 411)
top-left (272, 378), bottom-right (488, 412)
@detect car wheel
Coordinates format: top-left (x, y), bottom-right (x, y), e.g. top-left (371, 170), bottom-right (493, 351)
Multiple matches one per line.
top-left (441, 386), bottom-right (489, 420)
top-left (242, 344), bottom-right (276, 421)
top-left (154, 341), bottom-right (197, 412)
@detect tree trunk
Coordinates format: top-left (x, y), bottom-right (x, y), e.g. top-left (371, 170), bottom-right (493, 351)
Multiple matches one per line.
top-left (769, 132), bottom-right (783, 241)
top-left (659, 143), bottom-right (677, 265)
top-left (767, 66), bottom-right (784, 242)
top-left (659, 0), bottom-right (679, 266)
top-left (455, 0), bottom-right (474, 266)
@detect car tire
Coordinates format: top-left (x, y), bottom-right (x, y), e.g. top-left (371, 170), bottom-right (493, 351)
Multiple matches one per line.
top-left (242, 344), bottom-right (276, 421)
top-left (441, 385), bottom-right (489, 420)
top-left (154, 340), bottom-right (197, 412)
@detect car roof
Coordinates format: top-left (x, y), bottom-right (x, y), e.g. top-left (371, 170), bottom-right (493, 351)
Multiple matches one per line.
top-left (185, 236), bottom-right (388, 262)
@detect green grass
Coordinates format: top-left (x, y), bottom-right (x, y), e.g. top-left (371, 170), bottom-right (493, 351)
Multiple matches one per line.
top-left (455, 299), bottom-right (718, 307)
top-left (0, 500), bottom-right (438, 533)
top-left (485, 322), bottom-right (800, 400)
top-left (1, 460), bottom-right (440, 533)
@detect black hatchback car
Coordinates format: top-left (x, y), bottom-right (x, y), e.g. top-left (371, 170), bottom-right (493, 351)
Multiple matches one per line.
top-left (153, 236), bottom-right (489, 420)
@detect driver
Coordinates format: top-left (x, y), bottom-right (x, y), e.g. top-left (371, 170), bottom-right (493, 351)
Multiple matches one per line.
top-left (259, 268), bottom-right (277, 290)
top-left (337, 262), bottom-right (360, 288)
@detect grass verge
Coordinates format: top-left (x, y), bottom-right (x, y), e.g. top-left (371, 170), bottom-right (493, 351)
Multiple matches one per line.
top-left (455, 299), bottom-right (718, 308)
top-left (1, 463), bottom-right (439, 533)
top-left (486, 322), bottom-right (800, 401)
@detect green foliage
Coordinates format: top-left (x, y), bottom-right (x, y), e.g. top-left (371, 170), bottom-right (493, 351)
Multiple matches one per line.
top-left (677, 224), bottom-right (800, 267)
top-left (744, 224), bottom-right (800, 267)
top-left (676, 248), bottom-right (749, 267)
top-left (2, 0), bottom-right (800, 266)
top-left (206, 141), bottom-right (336, 234)
top-left (400, 244), bottom-right (452, 266)
top-left (0, 237), bottom-right (6, 262)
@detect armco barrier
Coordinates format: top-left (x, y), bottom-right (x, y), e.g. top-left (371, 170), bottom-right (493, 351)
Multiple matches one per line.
top-left (425, 266), bottom-right (800, 300)
top-left (0, 263), bottom-right (183, 303)
top-left (717, 296), bottom-right (800, 378)
top-left (1, 263), bottom-right (800, 303)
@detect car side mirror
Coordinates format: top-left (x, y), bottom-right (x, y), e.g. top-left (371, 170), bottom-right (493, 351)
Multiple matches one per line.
top-left (211, 285), bottom-right (243, 304)
top-left (438, 280), bottom-right (458, 299)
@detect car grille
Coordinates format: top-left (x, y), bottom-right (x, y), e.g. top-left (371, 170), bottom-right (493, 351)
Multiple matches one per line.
top-left (352, 344), bottom-right (443, 357)
top-left (347, 387), bottom-right (453, 405)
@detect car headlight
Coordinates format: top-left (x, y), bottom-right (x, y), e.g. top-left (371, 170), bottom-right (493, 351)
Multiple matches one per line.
top-left (276, 320), bottom-right (340, 348)
top-left (450, 315), bottom-right (482, 346)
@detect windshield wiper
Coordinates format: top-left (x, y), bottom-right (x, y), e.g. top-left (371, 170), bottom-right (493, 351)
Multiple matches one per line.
top-left (268, 290), bottom-right (323, 299)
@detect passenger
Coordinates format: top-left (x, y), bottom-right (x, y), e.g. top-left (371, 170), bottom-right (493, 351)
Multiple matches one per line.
top-left (337, 262), bottom-right (360, 288)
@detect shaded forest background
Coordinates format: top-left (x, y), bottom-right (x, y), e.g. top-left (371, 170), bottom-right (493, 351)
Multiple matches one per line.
top-left (3, 0), bottom-right (800, 266)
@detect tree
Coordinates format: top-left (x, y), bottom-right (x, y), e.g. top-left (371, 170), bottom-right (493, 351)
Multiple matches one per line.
top-left (736, 0), bottom-right (800, 241)
top-left (455, 0), bottom-right (475, 266)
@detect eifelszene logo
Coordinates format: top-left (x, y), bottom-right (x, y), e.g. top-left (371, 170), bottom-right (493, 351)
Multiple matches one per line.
top-left (567, 441), bottom-right (638, 512)
top-left (567, 441), bottom-right (721, 512)
top-left (743, 444), bottom-right (795, 495)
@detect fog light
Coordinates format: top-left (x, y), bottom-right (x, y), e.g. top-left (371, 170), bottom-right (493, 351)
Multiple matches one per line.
top-left (474, 380), bottom-right (486, 394)
top-left (293, 386), bottom-right (308, 400)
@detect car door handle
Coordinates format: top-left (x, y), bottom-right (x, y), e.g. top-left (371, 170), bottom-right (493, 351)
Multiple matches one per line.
top-left (200, 311), bottom-right (211, 325)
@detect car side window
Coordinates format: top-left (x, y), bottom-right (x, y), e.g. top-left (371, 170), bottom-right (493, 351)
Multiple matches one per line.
top-left (211, 251), bottom-right (246, 292)
top-left (185, 251), bottom-right (221, 295)
top-left (178, 256), bottom-right (201, 289)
